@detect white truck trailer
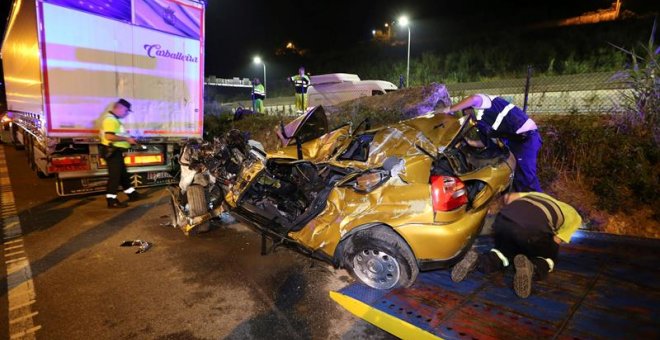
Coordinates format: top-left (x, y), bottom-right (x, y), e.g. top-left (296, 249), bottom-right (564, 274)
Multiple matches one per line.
top-left (1, 0), bottom-right (205, 195)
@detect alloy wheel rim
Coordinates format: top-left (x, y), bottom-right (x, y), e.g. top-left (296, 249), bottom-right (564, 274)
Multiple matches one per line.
top-left (353, 249), bottom-right (401, 289)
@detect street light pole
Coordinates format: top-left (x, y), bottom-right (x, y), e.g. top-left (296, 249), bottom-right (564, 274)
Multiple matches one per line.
top-left (262, 62), bottom-right (267, 94)
top-left (398, 15), bottom-right (411, 87)
top-left (406, 26), bottom-right (410, 88)
top-left (253, 55), bottom-right (267, 93)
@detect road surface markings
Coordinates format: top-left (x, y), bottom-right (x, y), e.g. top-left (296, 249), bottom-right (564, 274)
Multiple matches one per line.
top-left (1, 147), bottom-right (40, 339)
top-left (5, 244), bottom-right (24, 251)
top-left (9, 300), bottom-right (36, 312)
top-left (5, 250), bottom-right (26, 258)
top-left (5, 257), bottom-right (27, 265)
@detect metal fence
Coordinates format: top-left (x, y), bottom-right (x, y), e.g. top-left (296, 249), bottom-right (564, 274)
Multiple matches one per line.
top-left (213, 70), bottom-right (630, 116)
top-left (446, 70), bottom-right (630, 114)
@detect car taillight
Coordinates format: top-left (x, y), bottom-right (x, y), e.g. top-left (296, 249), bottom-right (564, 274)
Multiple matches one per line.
top-left (431, 175), bottom-right (468, 211)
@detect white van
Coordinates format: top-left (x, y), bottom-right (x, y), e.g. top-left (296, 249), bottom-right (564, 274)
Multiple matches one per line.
top-left (307, 73), bottom-right (398, 107)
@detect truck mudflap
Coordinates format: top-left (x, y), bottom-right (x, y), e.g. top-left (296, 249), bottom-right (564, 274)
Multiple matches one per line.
top-left (331, 231), bottom-right (660, 339)
top-left (56, 170), bottom-right (176, 196)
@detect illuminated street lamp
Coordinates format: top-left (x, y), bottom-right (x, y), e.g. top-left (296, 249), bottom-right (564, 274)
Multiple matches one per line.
top-left (372, 29), bottom-right (376, 36)
top-left (252, 56), bottom-right (266, 92)
top-left (398, 15), bottom-right (411, 87)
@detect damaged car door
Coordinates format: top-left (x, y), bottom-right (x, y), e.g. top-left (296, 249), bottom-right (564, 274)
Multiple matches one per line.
top-left (274, 106), bottom-right (352, 162)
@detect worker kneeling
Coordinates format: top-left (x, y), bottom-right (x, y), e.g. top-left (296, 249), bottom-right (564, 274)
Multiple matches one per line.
top-left (451, 192), bottom-right (582, 298)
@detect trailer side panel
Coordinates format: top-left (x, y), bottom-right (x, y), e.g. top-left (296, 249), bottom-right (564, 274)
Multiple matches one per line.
top-left (2, 0), bottom-right (44, 116)
top-left (38, 0), bottom-right (203, 138)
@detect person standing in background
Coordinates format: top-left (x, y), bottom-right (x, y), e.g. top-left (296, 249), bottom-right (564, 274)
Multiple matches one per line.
top-left (252, 78), bottom-right (266, 113)
top-left (288, 66), bottom-right (311, 112)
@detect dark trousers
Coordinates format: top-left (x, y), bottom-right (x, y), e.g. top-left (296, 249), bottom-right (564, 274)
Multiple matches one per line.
top-left (104, 147), bottom-right (131, 195)
top-left (491, 214), bottom-right (558, 279)
top-left (508, 130), bottom-right (542, 192)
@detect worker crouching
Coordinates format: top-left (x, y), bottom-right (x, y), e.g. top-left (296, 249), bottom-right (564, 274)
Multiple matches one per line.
top-left (451, 192), bottom-right (582, 298)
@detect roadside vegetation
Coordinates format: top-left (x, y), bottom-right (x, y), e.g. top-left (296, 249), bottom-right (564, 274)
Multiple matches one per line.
top-left (538, 22), bottom-right (659, 238)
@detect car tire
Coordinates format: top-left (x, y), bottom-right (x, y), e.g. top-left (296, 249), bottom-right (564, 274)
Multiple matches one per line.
top-left (186, 185), bottom-right (210, 233)
top-left (342, 226), bottom-right (418, 289)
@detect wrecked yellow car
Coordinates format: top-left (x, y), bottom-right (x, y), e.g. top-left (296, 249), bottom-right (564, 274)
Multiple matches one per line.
top-left (218, 107), bottom-right (514, 289)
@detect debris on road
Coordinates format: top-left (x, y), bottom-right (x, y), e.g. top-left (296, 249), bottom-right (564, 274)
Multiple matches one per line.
top-left (160, 215), bottom-right (176, 228)
top-left (120, 240), bottom-right (153, 254)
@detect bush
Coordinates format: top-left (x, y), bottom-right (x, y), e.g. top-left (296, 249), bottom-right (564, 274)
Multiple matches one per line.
top-left (538, 114), bottom-right (659, 215)
top-left (203, 112), bottom-right (290, 150)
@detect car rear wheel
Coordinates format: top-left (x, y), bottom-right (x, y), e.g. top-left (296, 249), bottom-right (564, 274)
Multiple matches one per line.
top-left (342, 226), bottom-right (418, 289)
top-left (186, 185), bottom-right (210, 233)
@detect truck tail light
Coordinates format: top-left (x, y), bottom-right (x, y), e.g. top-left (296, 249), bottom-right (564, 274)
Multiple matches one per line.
top-left (98, 153), bottom-right (165, 167)
top-left (125, 153), bottom-right (164, 166)
top-left (49, 155), bottom-right (90, 172)
top-left (431, 175), bottom-right (468, 211)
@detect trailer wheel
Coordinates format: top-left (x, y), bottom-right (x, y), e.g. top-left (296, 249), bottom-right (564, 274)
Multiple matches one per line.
top-left (26, 136), bottom-right (32, 163)
top-left (10, 125), bottom-right (23, 150)
top-left (36, 169), bottom-right (50, 179)
top-left (186, 185), bottom-right (210, 233)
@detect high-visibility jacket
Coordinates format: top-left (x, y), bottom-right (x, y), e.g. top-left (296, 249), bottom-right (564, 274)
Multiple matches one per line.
top-left (289, 74), bottom-right (311, 94)
top-left (100, 112), bottom-right (130, 149)
top-left (502, 192), bottom-right (583, 243)
top-left (253, 84), bottom-right (266, 100)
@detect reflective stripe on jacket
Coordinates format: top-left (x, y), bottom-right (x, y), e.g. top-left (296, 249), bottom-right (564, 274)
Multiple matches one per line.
top-left (290, 75), bottom-right (311, 94)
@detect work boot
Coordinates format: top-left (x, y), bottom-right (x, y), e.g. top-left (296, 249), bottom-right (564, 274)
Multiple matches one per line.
top-left (451, 250), bottom-right (479, 282)
top-left (107, 197), bottom-right (128, 209)
top-left (513, 254), bottom-right (534, 298)
top-left (127, 191), bottom-right (145, 202)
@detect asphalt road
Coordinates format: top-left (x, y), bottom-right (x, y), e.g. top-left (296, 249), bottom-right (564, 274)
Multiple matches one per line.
top-left (0, 145), bottom-right (394, 340)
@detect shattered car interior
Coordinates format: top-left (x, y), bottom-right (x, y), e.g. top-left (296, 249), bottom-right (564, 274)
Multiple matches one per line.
top-left (240, 160), bottom-right (348, 233)
top-left (168, 130), bottom-right (260, 235)
top-left (171, 106), bottom-right (515, 289)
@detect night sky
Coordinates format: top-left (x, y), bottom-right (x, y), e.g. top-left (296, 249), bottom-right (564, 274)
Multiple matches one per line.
top-left (1, 0), bottom-right (658, 78)
top-left (203, 0), bottom-right (609, 76)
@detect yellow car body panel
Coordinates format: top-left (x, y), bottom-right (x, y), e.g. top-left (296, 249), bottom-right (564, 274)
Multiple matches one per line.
top-left (226, 109), bottom-right (513, 268)
top-left (225, 160), bottom-right (265, 208)
top-left (287, 161), bottom-right (512, 262)
top-left (272, 125), bottom-right (351, 162)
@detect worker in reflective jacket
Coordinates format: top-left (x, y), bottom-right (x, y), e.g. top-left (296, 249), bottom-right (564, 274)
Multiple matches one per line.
top-left (288, 66), bottom-right (311, 112)
top-left (100, 99), bottom-right (143, 208)
top-left (444, 94), bottom-right (542, 192)
top-left (451, 192), bottom-right (582, 298)
top-left (252, 78), bottom-right (266, 113)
